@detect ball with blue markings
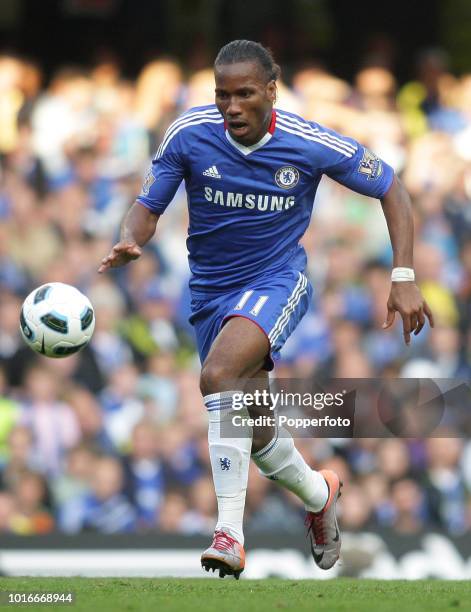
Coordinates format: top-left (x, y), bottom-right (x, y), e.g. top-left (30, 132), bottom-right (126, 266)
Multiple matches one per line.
top-left (19, 282), bottom-right (95, 358)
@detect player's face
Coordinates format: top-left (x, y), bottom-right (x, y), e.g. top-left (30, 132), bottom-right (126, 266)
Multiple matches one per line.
top-left (214, 61), bottom-right (276, 146)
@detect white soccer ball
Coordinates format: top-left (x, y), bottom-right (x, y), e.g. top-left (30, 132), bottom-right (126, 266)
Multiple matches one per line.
top-left (19, 282), bottom-right (95, 358)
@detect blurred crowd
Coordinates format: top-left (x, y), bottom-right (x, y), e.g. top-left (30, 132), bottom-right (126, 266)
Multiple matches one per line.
top-left (0, 47), bottom-right (471, 537)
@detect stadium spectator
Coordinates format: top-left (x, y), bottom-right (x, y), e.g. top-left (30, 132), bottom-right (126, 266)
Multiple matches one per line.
top-left (123, 420), bottom-right (165, 530)
top-left (1, 426), bottom-right (38, 490)
top-left (53, 444), bottom-right (98, 533)
top-left (157, 491), bottom-right (188, 533)
top-left (19, 365), bottom-right (80, 476)
top-left (65, 386), bottom-right (115, 453)
top-left (0, 367), bottom-right (19, 465)
top-left (245, 464), bottom-right (303, 534)
top-left (134, 59), bottom-right (183, 152)
top-left (0, 491), bottom-right (16, 533)
top-left (337, 484), bottom-right (373, 531)
top-left (389, 478), bottom-right (426, 534)
top-left (78, 456), bottom-right (137, 534)
top-left (181, 477), bottom-right (217, 535)
top-left (424, 436), bottom-right (467, 535)
top-left (9, 470), bottom-right (54, 535)
top-left (99, 364), bottom-right (145, 449)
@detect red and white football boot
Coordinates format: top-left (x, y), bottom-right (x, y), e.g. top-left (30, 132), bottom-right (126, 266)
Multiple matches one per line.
top-left (201, 530), bottom-right (245, 579)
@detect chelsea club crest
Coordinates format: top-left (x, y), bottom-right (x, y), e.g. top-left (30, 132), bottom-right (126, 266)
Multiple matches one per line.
top-left (275, 165), bottom-right (300, 189)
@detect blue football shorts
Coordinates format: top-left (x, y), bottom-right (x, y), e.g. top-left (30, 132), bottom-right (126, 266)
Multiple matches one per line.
top-left (189, 269), bottom-right (313, 370)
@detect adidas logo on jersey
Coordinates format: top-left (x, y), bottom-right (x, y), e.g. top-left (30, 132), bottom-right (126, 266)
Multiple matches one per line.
top-left (202, 165), bottom-right (222, 179)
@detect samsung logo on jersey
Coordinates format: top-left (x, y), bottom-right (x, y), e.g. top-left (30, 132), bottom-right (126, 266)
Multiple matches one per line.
top-left (204, 187), bottom-right (295, 211)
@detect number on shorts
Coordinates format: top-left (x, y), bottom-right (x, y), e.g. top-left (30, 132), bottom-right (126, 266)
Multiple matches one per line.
top-left (234, 290), bottom-right (253, 310)
top-left (250, 295), bottom-right (269, 316)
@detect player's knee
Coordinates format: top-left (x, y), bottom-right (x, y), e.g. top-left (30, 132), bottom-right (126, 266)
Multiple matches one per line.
top-left (200, 361), bottom-right (234, 396)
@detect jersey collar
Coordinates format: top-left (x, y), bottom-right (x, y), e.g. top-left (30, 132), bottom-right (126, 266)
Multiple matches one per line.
top-left (224, 110), bottom-right (276, 156)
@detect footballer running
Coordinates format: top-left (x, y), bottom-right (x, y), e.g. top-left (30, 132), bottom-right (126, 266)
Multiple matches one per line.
top-left (99, 40), bottom-right (434, 579)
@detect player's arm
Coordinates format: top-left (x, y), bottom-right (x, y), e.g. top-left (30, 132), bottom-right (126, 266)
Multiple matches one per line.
top-left (98, 117), bottom-right (187, 274)
top-left (98, 203), bottom-right (159, 273)
top-left (321, 131), bottom-right (434, 344)
top-left (380, 175), bottom-right (434, 345)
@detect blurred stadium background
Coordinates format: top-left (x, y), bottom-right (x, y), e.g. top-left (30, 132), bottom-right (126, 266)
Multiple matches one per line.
top-left (1, 0), bottom-right (471, 579)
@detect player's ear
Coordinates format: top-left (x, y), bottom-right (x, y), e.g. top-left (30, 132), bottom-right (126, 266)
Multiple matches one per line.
top-left (267, 80), bottom-right (277, 104)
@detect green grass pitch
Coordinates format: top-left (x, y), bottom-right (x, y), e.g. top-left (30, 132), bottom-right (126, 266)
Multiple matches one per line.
top-left (0, 578), bottom-right (469, 611)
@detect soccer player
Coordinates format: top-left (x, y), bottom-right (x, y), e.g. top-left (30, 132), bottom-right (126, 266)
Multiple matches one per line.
top-left (99, 40), bottom-right (433, 579)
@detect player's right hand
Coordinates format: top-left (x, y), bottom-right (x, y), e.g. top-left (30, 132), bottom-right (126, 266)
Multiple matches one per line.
top-left (98, 242), bottom-right (142, 273)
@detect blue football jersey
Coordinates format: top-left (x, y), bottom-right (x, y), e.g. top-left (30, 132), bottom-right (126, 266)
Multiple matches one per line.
top-left (137, 105), bottom-right (394, 297)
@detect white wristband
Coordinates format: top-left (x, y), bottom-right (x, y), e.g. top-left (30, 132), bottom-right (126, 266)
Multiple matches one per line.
top-left (391, 267), bottom-right (415, 282)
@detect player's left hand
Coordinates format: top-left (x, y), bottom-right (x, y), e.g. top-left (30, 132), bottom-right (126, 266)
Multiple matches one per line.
top-left (382, 282), bottom-right (434, 345)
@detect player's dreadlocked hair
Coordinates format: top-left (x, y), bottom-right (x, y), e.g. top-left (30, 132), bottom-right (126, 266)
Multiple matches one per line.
top-left (214, 40), bottom-right (281, 83)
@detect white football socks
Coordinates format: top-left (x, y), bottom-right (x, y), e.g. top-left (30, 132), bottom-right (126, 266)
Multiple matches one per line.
top-left (252, 427), bottom-right (328, 512)
top-left (205, 391), bottom-right (252, 545)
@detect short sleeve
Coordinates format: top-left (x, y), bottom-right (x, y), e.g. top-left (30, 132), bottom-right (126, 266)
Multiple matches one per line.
top-left (136, 131), bottom-right (187, 214)
top-left (317, 125), bottom-right (394, 199)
